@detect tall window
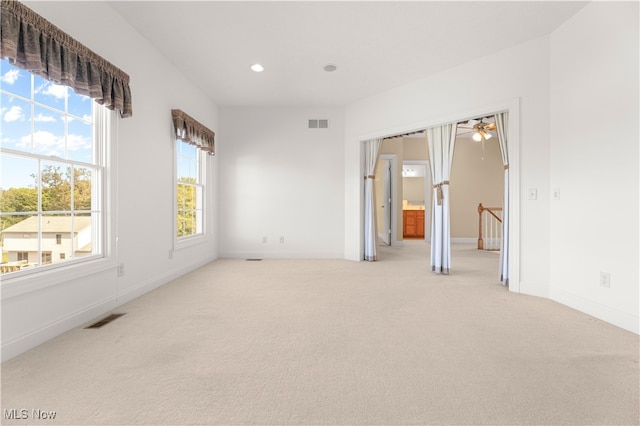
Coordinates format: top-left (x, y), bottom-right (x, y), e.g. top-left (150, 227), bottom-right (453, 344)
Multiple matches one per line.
top-left (0, 59), bottom-right (106, 276)
top-left (176, 139), bottom-right (204, 238)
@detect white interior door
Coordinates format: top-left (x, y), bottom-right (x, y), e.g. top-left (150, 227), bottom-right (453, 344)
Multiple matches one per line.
top-left (425, 161), bottom-right (431, 243)
top-left (381, 159), bottom-right (392, 245)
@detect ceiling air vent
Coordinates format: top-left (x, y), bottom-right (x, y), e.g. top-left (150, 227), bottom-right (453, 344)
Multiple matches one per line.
top-left (308, 119), bottom-right (329, 129)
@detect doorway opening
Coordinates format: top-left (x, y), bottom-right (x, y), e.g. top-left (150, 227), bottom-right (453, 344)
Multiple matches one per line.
top-left (363, 103), bottom-right (519, 289)
top-left (402, 160), bottom-right (430, 243)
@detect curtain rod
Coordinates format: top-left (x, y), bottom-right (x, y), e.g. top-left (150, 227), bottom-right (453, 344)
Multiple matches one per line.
top-left (384, 114), bottom-right (497, 140)
top-left (383, 129), bottom-right (425, 140)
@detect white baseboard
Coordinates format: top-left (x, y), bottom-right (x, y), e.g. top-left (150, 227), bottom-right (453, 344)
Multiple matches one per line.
top-left (550, 287), bottom-right (639, 335)
top-left (451, 238), bottom-right (477, 244)
top-left (218, 251), bottom-right (343, 259)
top-left (1, 295), bottom-right (119, 362)
top-left (1, 256), bottom-right (216, 362)
top-left (115, 256), bottom-right (215, 303)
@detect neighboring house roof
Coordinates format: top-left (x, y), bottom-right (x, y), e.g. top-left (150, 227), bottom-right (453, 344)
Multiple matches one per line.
top-left (2, 216), bottom-right (92, 234)
top-left (77, 243), bottom-right (92, 252)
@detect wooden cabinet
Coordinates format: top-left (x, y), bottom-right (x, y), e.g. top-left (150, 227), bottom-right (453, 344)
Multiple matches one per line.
top-left (403, 210), bottom-right (425, 238)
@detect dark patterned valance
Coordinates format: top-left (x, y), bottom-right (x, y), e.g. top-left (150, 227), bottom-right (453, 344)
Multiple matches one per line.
top-left (171, 109), bottom-right (215, 155)
top-left (0, 0), bottom-right (133, 117)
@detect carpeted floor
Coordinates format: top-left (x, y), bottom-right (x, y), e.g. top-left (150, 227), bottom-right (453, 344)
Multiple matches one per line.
top-left (2, 242), bottom-right (638, 425)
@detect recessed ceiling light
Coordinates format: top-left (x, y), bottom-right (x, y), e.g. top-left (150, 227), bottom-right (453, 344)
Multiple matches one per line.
top-left (251, 64), bottom-right (264, 72)
top-left (323, 64), bottom-right (337, 72)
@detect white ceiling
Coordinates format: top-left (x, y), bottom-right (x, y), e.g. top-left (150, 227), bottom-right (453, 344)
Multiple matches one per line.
top-left (107, 1), bottom-right (588, 107)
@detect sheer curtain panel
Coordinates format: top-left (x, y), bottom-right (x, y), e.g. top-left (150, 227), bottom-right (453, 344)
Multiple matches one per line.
top-left (171, 109), bottom-right (215, 155)
top-left (426, 123), bottom-right (457, 274)
top-left (495, 112), bottom-right (509, 285)
top-left (0, 0), bottom-right (132, 117)
top-left (363, 138), bottom-right (383, 261)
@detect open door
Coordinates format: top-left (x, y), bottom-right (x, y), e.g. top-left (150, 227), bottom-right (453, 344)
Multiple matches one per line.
top-left (381, 159), bottom-right (392, 245)
top-left (375, 156), bottom-right (395, 246)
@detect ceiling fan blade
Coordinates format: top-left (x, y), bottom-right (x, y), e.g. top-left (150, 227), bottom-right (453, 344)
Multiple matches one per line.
top-left (460, 118), bottom-right (480, 125)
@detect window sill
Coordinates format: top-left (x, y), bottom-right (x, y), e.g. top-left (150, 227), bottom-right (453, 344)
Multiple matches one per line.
top-left (1, 257), bottom-right (116, 300)
top-left (174, 233), bottom-right (209, 252)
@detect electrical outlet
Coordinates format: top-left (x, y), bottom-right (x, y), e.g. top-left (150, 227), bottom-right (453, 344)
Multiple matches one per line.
top-left (117, 264), bottom-right (124, 277)
top-left (280, 236), bottom-right (285, 244)
top-left (262, 236), bottom-right (268, 244)
top-left (599, 271), bottom-right (610, 288)
top-left (553, 187), bottom-right (560, 200)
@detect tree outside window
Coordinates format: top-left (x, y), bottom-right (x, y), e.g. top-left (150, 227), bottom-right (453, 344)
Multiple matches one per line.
top-left (0, 58), bottom-right (104, 276)
top-left (176, 140), bottom-right (203, 238)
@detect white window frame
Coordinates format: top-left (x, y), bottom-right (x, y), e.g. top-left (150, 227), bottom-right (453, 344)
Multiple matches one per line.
top-left (173, 139), bottom-right (207, 251)
top-left (1, 69), bottom-right (115, 298)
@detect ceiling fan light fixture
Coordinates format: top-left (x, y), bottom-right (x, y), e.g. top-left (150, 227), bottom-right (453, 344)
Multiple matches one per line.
top-left (472, 132), bottom-right (483, 142)
top-left (484, 132), bottom-right (492, 140)
top-left (250, 63), bottom-right (264, 72)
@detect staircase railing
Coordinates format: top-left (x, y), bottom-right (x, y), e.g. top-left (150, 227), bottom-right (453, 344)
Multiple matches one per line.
top-left (477, 203), bottom-right (502, 251)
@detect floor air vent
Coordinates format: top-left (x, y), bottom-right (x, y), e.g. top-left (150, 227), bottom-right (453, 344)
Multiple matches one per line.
top-left (246, 258), bottom-right (263, 261)
top-left (85, 313), bottom-right (125, 329)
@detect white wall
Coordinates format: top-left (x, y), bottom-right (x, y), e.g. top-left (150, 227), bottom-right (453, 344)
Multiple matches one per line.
top-left (2, 2), bottom-right (219, 360)
top-left (403, 177), bottom-right (425, 206)
top-left (344, 2), bottom-right (639, 333)
top-left (549, 2), bottom-right (639, 333)
top-left (218, 107), bottom-right (345, 259)
top-left (450, 136), bottom-right (504, 239)
top-left (345, 35), bottom-right (550, 297)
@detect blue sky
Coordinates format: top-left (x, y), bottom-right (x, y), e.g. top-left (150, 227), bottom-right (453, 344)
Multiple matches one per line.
top-left (177, 139), bottom-right (198, 183)
top-left (1, 59), bottom-right (93, 190)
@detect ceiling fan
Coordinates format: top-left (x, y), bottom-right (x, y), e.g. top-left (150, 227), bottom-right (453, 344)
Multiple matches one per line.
top-left (457, 117), bottom-right (496, 142)
top-left (457, 116), bottom-right (497, 160)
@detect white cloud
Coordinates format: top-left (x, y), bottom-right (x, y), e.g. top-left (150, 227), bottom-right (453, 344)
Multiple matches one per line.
top-left (0, 69), bottom-right (20, 85)
top-left (16, 131), bottom-right (91, 157)
top-left (3, 105), bottom-right (25, 122)
top-left (66, 133), bottom-right (92, 152)
top-left (34, 113), bottom-right (57, 123)
top-left (18, 131), bottom-right (62, 156)
top-left (68, 114), bottom-right (92, 124)
top-left (37, 82), bottom-right (67, 100)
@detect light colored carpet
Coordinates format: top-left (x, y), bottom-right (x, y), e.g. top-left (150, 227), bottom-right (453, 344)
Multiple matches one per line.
top-left (2, 242), bottom-right (638, 425)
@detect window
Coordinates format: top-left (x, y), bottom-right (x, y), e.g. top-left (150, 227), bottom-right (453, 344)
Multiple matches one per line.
top-left (41, 252), bottom-right (52, 265)
top-left (176, 139), bottom-right (204, 239)
top-left (171, 109), bottom-right (213, 246)
top-left (0, 59), bottom-right (107, 277)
